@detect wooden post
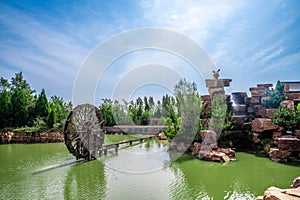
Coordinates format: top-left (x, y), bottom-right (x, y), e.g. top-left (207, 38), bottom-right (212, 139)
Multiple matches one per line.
top-left (104, 149), bottom-right (107, 155)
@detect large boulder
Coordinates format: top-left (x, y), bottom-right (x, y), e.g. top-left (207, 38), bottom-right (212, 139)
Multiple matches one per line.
top-left (200, 130), bottom-right (217, 144)
top-left (203, 151), bottom-right (230, 162)
top-left (281, 100), bottom-right (294, 111)
top-left (291, 177), bottom-right (300, 188)
top-left (277, 136), bottom-right (300, 151)
top-left (157, 132), bottom-right (167, 140)
top-left (257, 187), bottom-right (300, 199)
top-left (252, 118), bottom-right (279, 133)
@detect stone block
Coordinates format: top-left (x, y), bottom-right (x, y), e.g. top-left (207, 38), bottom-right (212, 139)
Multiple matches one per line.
top-left (265, 109), bottom-right (278, 118)
top-left (254, 105), bottom-right (266, 117)
top-left (295, 130), bottom-right (300, 139)
top-left (200, 130), bottom-right (217, 144)
top-left (252, 118), bottom-right (279, 133)
top-left (281, 100), bottom-right (294, 110)
top-left (232, 116), bottom-right (246, 126)
top-left (291, 177), bottom-right (300, 188)
top-left (247, 106), bottom-right (254, 113)
top-left (286, 93), bottom-right (300, 100)
top-left (250, 96), bottom-right (261, 104)
top-left (250, 87), bottom-right (266, 97)
top-left (208, 87), bottom-right (224, 97)
top-left (222, 79), bottom-right (232, 87)
top-left (277, 136), bottom-right (300, 151)
top-left (280, 151), bottom-right (291, 159)
top-left (268, 148), bottom-right (281, 159)
top-left (272, 132), bottom-right (282, 140)
top-left (205, 79), bottom-right (217, 88)
top-left (257, 83), bottom-right (273, 88)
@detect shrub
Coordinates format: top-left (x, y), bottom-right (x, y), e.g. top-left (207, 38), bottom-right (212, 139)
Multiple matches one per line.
top-left (271, 105), bottom-right (300, 131)
top-left (263, 82), bottom-right (286, 108)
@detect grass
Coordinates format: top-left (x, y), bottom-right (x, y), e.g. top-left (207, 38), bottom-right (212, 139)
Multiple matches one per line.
top-left (104, 134), bottom-right (145, 144)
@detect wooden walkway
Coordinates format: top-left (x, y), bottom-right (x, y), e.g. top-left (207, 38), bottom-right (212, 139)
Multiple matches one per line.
top-left (98, 135), bottom-right (156, 156)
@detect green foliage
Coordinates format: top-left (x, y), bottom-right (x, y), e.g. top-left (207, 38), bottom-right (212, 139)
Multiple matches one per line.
top-left (163, 79), bottom-right (202, 140)
top-left (144, 96), bottom-right (150, 111)
top-left (141, 110), bottom-right (150, 125)
top-left (0, 90), bottom-right (12, 128)
top-left (163, 102), bottom-right (181, 139)
top-left (99, 99), bottom-right (116, 126)
top-left (11, 89), bottom-right (29, 127)
top-left (0, 72), bottom-right (71, 130)
top-left (210, 94), bottom-right (233, 136)
top-left (47, 109), bottom-right (56, 129)
top-left (49, 96), bottom-right (72, 130)
top-left (33, 117), bottom-right (48, 130)
top-left (112, 100), bottom-right (133, 125)
top-left (35, 89), bottom-right (49, 118)
top-left (174, 79), bottom-right (202, 140)
top-left (263, 82), bottom-right (286, 108)
top-left (272, 105), bottom-right (300, 131)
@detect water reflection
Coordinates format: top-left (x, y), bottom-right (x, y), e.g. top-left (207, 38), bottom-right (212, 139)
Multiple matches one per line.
top-left (1, 142), bottom-right (299, 199)
top-left (100, 139), bottom-right (176, 199)
top-left (64, 161), bottom-right (106, 199)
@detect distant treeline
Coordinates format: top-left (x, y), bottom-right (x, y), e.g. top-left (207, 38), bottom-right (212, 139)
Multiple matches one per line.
top-left (0, 73), bottom-right (203, 140)
top-left (0, 72), bottom-right (72, 130)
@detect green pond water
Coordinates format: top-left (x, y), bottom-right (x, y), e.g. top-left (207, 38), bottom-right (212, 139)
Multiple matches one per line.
top-left (0, 139), bottom-right (299, 200)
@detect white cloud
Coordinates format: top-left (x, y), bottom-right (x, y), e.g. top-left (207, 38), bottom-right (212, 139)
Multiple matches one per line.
top-left (139, 0), bottom-right (243, 41)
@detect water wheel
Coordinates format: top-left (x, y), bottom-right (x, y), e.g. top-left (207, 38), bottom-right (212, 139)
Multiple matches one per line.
top-left (64, 104), bottom-right (105, 160)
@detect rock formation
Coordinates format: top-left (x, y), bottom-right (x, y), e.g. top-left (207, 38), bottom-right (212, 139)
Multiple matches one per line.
top-left (256, 177), bottom-right (300, 200)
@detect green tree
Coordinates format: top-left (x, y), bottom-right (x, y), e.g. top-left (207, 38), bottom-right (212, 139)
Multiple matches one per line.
top-left (11, 89), bottom-right (28, 127)
top-left (35, 89), bottom-right (49, 118)
top-left (210, 94), bottom-right (233, 136)
top-left (0, 90), bottom-right (12, 128)
top-left (49, 95), bottom-right (72, 129)
top-left (10, 72), bottom-right (35, 127)
top-left (144, 96), bottom-right (150, 111)
top-left (47, 108), bottom-right (56, 129)
top-left (99, 98), bottom-right (116, 126)
top-left (141, 110), bottom-right (150, 125)
top-left (153, 100), bottom-right (162, 118)
top-left (174, 79), bottom-right (202, 141)
top-left (149, 96), bottom-right (155, 111)
top-left (263, 81), bottom-right (286, 108)
top-left (163, 102), bottom-right (181, 139)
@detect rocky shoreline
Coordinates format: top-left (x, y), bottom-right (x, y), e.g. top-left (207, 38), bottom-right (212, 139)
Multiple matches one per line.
top-left (256, 177), bottom-right (300, 200)
top-left (0, 130), bottom-right (64, 144)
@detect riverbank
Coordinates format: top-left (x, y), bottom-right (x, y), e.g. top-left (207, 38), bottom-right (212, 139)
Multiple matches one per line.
top-left (1, 143), bottom-right (299, 199)
top-left (0, 130), bottom-right (64, 144)
top-left (256, 177), bottom-right (300, 200)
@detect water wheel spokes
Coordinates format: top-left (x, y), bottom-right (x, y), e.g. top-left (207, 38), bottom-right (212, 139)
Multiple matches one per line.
top-left (64, 104), bottom-right (105, 160)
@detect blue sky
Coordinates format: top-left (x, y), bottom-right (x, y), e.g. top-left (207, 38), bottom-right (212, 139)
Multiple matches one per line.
top-left (1, 0), bottom-right (300, 103)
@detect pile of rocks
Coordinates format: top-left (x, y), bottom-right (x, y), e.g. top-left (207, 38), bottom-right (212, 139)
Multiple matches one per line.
top-left (189, 130), bottom-right (235, 162)
top-left (269, 136), bottom-right (300, 161)
top-left (247, 84), bottom-right (274, 119)
top-left (256, 177), bottom-right (300, 200)
top-left (0, 131), bottom-right (64, 144)
top-left (251, 118), bottom-right (279, 144)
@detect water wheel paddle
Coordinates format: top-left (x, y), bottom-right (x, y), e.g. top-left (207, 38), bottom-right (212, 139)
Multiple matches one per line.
top-left (64, 104), bottom-right (105, 160)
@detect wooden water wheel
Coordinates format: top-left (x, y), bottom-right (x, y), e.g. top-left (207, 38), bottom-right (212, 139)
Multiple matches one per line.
top-left (64, 104), bottom-right (105, 160)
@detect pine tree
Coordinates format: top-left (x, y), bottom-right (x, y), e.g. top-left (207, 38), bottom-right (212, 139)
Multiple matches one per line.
top-left (35, 89), bottom-right (49, 118)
